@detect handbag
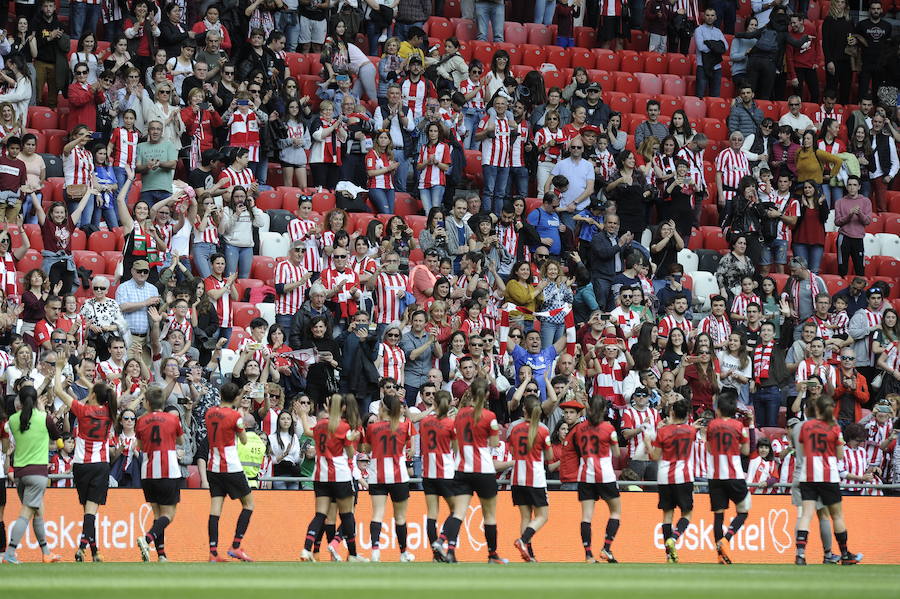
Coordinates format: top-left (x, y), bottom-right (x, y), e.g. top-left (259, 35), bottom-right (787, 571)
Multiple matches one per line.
top-left (66, 184), bottom-right (88, 201)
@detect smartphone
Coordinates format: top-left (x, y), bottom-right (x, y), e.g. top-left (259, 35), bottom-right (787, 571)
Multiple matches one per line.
top-left (248, 342), bottom-right (264, 351)
top-left (354, 323), bottom-right (367, 333)
top-left (236, 99), bottom-right (250, 106)
top-left (177, 397), bottom-right (190, 405)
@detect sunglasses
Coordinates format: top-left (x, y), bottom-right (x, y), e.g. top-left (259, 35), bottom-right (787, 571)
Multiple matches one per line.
top-left (382, 384), bottom-right (397, 389)
top-left (122, 416), bottom-right (135, 421)
top-left (158, 89), bottom-right (171, 94)
top-left (386, 333), bottom-right (401, 338)
top-left (570, 145), bottom-right (584, 149)
top-left (223, 71), bottom-right (235, 75)
top-left (135, 269), bottom-right (150, 274)
top-left (840, 356), bottom-right (856, 360)
top-left (510, 333), bottom-right (522, 338)
top-left (266, 392), bottom-right (281, 398)
top-left (76, 70), bottom-right (88, 75)
top-left (52, 338), bottom-right (66, 344)
top-left (789, 103), bottom-right (801, 107)
top-left (334, 254), bottom-right (348, 258)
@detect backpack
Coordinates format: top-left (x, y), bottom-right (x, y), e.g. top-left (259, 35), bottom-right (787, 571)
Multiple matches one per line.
top-left (754, 29), bottom-right (779, 54)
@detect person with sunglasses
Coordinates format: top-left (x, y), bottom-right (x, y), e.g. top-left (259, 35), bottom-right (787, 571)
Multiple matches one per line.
top-left (67, 61), bottom-right (105, 132)
top-left (32, 294), bottom-right (70, 353)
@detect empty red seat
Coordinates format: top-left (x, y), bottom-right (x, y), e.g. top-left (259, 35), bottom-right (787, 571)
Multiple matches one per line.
top-left (73, 250), bottom-right (102, 273)
top-left (614, 72), bottom-right (638, 93)
top-left (865, 213), bottom-right (883, 234)
top-left (525, 23), bottom-right (553, 46)
top-left (87, 230), bottom-right (118, 253)
top-left (284, 52), bottom-right (308, 76)
top-left (251, 256), bottom-right (277, 283)
top-left (592, 49), bottom-right (619, 71)
top-left (569, 47), bottom-right (594, 70)
top-left (471, 41), bottom-right (494, 66)
top-left (455, 20), bottom-right (477, 42)
top-left (643, 53), bottom-right (667, 74)
top-left (657, 94), bottom-right (681, 117)
top-left (394, 192), bottom-right (421, 216)
top-left (682, 96), bottom-right (706, 120)
top-left (635, 73), bottom-right (662, 95)
top-left (702, 118), bottom-right (727, 140)
top-left (705, 97), bottom-right (731, 121)
top-left (311, 191), bottom-right (335, 214)
top-left (660, 74), bottom-right (686, 96)
top-left (667, 54), bottom-right (693, 76)
top-left (545, 46), bottom-right (569, 68)
top-left (822, 274), bottom-right (848, 295)
top-left (428, 16), bottom-right (454, 40)
top-left (503, 21), bottom-right (528, 45)
top-left (28, 106), bottom-right (58, 130)
top-left (606, 92), bottom-right (633, 115)
top-left (574, 26), bottom-right (596, 49)
top-left (407, 215), bottom-right (427, 239)
top-left (702, 227), bottom-right (729, 251)
top-left (234, 279), bottom-right (263, 302)
top-left (19, 248), bottom-right (42, 271)
top-left (227, 328), bottom-right (250, 350)
top-left (255, 189), bottom-right (281, 211)
top-left (542, 69), bottom-right (564, 88)
top-left (618, 51), bottom-right (643, 73)
top-left (520, 44), bottom-right (546, 68)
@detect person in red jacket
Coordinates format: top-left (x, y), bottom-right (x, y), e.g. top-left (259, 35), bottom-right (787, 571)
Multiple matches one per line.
top-left (181, 88), bottom-right (224, 169)
top-left (786, 13), bottom-right (823, 103)
top-left (67, 61), bottom-right (106, 131)
top-left (833, 347), bottom-right (869, 428)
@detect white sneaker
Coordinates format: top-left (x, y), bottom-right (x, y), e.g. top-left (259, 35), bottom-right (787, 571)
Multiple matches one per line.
top-left (378, 29), bottom-right (388, 43)
top-left (370, 548), bottom-right (381, 562)
top-left (400, 551), bottom-right (416, 562)
top-left (326, 538), bottom-right (343, 562)
top-left (348, 554), bottom-right (370, 562)
top-left (299, 549), bottom-right (316, 562)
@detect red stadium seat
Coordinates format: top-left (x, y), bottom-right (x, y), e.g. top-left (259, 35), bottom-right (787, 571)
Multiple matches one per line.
top-left (545, 46), bottom-right (569, 68)
top-left (444, 0), bottom-right (462, 18)
top-left (511, 64), bottom-right (530, 79)
top-left (70, 229), bottom-right (86, 251)
top-left (503, 21), bottom-right (528, 45)
top-left (887, 191), bottom-right (900, 214)
top-left (427, 17), bottom-right (454, 40)
top-left (19, 249), bottom-right (42, 272)
top-left (234, 279), bottom-right (264, 302)
top-left (542, 69), bottom-right (564, 89)
top-left (503, 44), bottom-right (522, 66)
top-left (606, 92), bottom-right (633, 115)
top-left (284, 52), bottom-right (308, 76)
top-left (657, 94), bottom-right (681, 117)
top-left (702, 227), bottom-right (729, 251)
top-left (865, 213), bottom-right (883, 234)
top-left (635, 73), bottom-right (662, 95)
top-left (407, 215), bottom-right (427, 239)
top-left (667, 54), bottom-right (693, 76)
top-left (102, 251), bottom-right (122, 275)
top-left (464, 149), bottom-right (482, 186)
top-left (618, 51), bottom-right (643, 73)
top-left (278, 186), bottom-right (307, 211)
top-left (394, 192), bottom-right (421, 216)
top-left (660, 75), bottom-right (686, 97)
top-left (883, 213), bottom-right (900, 235)
top-left (614, 72), bottom-right (638, 93)
top-left (227, 329), bottom-right (250, 350)
top-left (255, 189), bottom-right (281, 211)
top-left (705, 97), bottom-right (731, 121)
top-left (574, 26), bottom-right (596, 49)
top-left (687, 229), bottom-right (703, 249)
top-left (525, 197), bottom-right (542, 214)
top-left (520, 44), bottom-right (546, 69)
top-left (311, 191), bottom-right (336, 214)
top-left (23, 223), bottom-right (42, 251)
top-left (682, 96), bottom-right (706, 120)
top-left (27, 106), bottom-right (58, 130)
top-left (591, 70), bottom-right (613, 90)
top-left (821, 274), bottom-right (848, 295)
top-left (525, 23), bottom-right (553, 46)
top-left (45, 130), bottom-right (67, 155)
top-left (569, 47), bottom-right (594, 70)
top-left (87, 229), bottom-right (117, 253)
top-left (702, 118), bottom-right (727, 140)
top-left (592, 49), bottom-right (620, 71)
top-left (348, 212), bottom-right (376, 235)
top-left (455, 19), bottom-right (477, 42)
top-left (643, 53), bottom-right (667, 74)
top-left (759, 101), bottom-right (779, 121)
top-left (471, 41), bottom-right (494, 66)
top-left (73, 250), bottom-right (103, 273)
top-left (251, 256), bottom-right (277, 283)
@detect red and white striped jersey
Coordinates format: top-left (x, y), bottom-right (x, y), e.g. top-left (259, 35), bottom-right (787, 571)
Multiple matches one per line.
top-left (621, 406), bottom-right (661, 459)
top-left (136, 410), bottom-right (184, 480)
top-left (205, 406), bottom-right (244, 473)
top-left (510, 119), bottom-right (530, 168)
top-left (653, 423), bottom-right (698, 484)
top-left (677, 146), bottom-right (706, 191)
top-left (319, 230), bottom-right (336, 270)
top-left (865, 418), bottom-right (893, 470)
top-left (259, 408), bottom-right (278, 437)
top-left (217, 166), bottom-right (256, 189)
top-left (692, 433), bottom-right (708, 479)
top-left (96, 358), bottom-right (124, 383)
top-left (840, 444), bottom-right (883, 495)
top-left (274, 259), bottom-right (308, 316)
top-left (595, 150), bottom-right (617, 181)
top-left (592, 354), bottom-right (628, 408)
top-left (477, 114), bottom-right (511, 168)
top-left (320, 267), bottom-right (359, 318)
top-left (420, 415), bottom-right (456, 479)
top-left (829, 310), bottom-right (850, 337)
top-left (715, 148), bottom-right (750, 202)
top-left (773, 193), bottom-right (800, 243)
top-left (814, 107), bottom-right (842, 125)
top-left (374, 272), bottom-right (408, 324)
top-left (165, 315), bottom-right (193, 343)
top-left (227, 110), bottom-right (260, 162)
top-left (377, 341), bottom-right (406, 383)
top-left (746, 455), bottom-right (778, 494)
top-left (609, 306), bottom-right (641, 344)
top-left (49, 452), bottom-right (74, 487)
top-left (400, 78), bottom-right (435, 118)
top-left (507, 420), bottom-right (550, 488)
top-left (365, 419), bottom-right (414, 484)
top-left (458, 78), bottom-right (486, 111)
top-left (795, 358), bottom-right (837, 389)
top-left (109, 127), bottom-right (139, 168)
top-left (798, 419), bottom-right (843, 482)
top-left (64, 146), bottom-right (94, 186)
top-left (311, 419), bottom-right (354, 482)
top-left (706, 417), bottom-right (749, 480)
top-left (70, 400), bottom-right (112, 464)
top-left (699, 314), bottom-right (732, 348)
top-left (194, 215), bottom-right (220, 244)
top-left (770, 434), bottom-right (795, 486)
top-left (237, 335), bottom-right (271, 367)
top-left (653, 154), bottom-right (678, 184)
top-left (288, 218), bottom-right (321, 273)
top-left (658, 314), bottom-right (693, 340)
top-left (730, 292), bottom-right (757, 319)
top-left (572, 420), bottom-right (617, 483)
top-left (204, 275), bottom-right (233, 328)
top-left (454, 406), bottom-right (499, 474)
top-left (366, 150), bottom-right (394, 189)
top-left (534, 126), bottom-right (567, 163)
top-left (418, 142), bottom-right (451, 188)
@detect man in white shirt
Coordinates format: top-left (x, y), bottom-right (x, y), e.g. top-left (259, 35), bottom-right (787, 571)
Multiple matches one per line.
top-left (543, 135), bottom-right (594, 233)
top-left (778, 96), bottom-right (815, 134)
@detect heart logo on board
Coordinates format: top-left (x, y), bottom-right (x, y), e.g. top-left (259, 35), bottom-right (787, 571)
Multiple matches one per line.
top-left (461, 504), bottom-right (485, 552)
top-left (768, 508), bottom-right (792, 554)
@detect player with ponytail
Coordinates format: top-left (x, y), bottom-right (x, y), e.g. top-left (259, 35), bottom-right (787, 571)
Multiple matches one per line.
top-left (420, 390), bottom-right (460, 561)
top-left (506, 394), bottom-right (553, 562)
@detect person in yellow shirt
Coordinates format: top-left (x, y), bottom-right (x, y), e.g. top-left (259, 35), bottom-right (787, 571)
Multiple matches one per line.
top-left (238, 415), bottom-right (268, 490)
top-left (398, 26), bottom-right (427, 66)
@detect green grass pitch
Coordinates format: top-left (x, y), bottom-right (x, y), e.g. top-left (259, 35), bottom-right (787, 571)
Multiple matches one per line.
top-left (3, 563), bottom-right (900, 598)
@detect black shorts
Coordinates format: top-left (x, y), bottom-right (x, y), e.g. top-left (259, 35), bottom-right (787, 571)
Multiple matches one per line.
top-left (658, 483), bottom-right (694, 512)
top-left (708, 479), bottom-right (750, 512)
top-left (799, 482), bottom-right (842, 507)
top-left (422, 478), bottom-right (459, 499)
top-left (453, 472), bottom-right (498, 499)
top-left (207, 471), bottom-right (251, 500)
top-left (73, 462), bottom-right (111, 506)
top-left (511, 485), bottom-right (549, 507)
top-left (577, 481), bottom-right (620, 502)
top-left (141, 478), bottom-right (181, 506)
top-left (0, 479), bottom-right (6, 506)
top-left (368, 482), bottom-right (410, 502)
top-left (314, 480), bottom-right (355, 500)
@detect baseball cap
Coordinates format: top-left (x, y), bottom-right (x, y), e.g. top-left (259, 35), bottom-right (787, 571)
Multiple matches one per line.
top-left (632, 387), bottom-right (650, 397)
top-left (586, 82), bottom-right (602, 92)
top-left (133, 259), bottom-right (150, 270)
top-left (408, 54), bottom-right (423, 65)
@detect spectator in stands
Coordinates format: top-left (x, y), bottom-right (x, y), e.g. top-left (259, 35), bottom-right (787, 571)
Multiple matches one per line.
top-left (0, 55), bottom-right (31, 129)
top-left (575, 82), bottom-right (612, 131)
top-left (590, 213), bottom-right (633, 311)
top-left (821, 0), bottom-right (853, 106)
top-left (855, 1), bottom-right (892, 103)
top-left (730, 16), bottom-right (757, 88)
top-left (795, 130), bottom-right (842, 192)
top-left (779, 96), bottom-right (815, 134)
top-left (694, 8), bottom-right (727, 99)
top-left (220, 186), bottom-right (264, 279)
top-left (8, 16), bottom-right (37, 104)
top-left (158, 3), bottom-right (194, 59)
top-left (135, 120), bottom-right (178, 206)
top-left (607, 150), bottom-right (652, 239)
top-left (785, 13), bottom-right (821, 104)
top-left (474, 0), bottom-right (504, 43)
top-left (528, 192), bottom-right (564, 257)
top-left (727, 85), bottom-right (764, 140)
top-left (737, 5), bottom-right (810, 101)
top-left (869, 114), bottom-right (899, 213)
top-left (751, 0), bottom-right (787, 28)
top-left (32, 0), bottom-right (66, 109)
top-left (192, 5), bottom-right (233, 53)
top-left (116, 258), bottom-right (161, 359)
top-left (849, 287), bottom-right (886, 380)
top-left (563, 67), bottom-right (590, 106)
top-left (123, 1), bottom-right (160, 77)
top-left (0, 136), bottom-right (25, 223)
top-left (834, 176), bottom-right (872, 277)
top-left (634, 100), bottom-right (668, 149)
top-left (545, 135), bottom-right (594, 234)
top-left (67, 61), bottom-right (106, 132)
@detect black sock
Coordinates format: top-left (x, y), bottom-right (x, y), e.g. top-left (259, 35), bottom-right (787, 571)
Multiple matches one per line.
top-left (156, 528), bottom-right (166, 557)
top-left (484, 524), bottom-right (498, 554)
top-left (527, 543), bottom-right (535, 558)
top-left (796, 530), bottom-right (809, 557)
top-left (232, 509), bottom-right (252, 549)
top-left (674, 517), bottom-right (689, 539)
top-left (325, 523), bottom-right (336, 543)
top-left (0, 521), bottom-right (6, 552)
top-left (603, 518), bottom-right (620, 551)
top-left (304, 513), bottom-right (326, 552)
top-left (521, 526), bottom-right (536, 544)
top-left (396, 523), bottom-right (408, 553)
top-left (835, 530), bottom-right (849, 555)
top-left (370, 521), bottom-right (382, 549)
top-left (580, 521), bottom-right (592, 555)
top-left (725, 513), bottom-right (747, 541)
top-left (441, 516), bottom-right (462, 548)
top-left (208, 515), bottom-right (220, 554)
top-left (426, 518), bottom-right (438, 544)
top-left (662, 523), bottom-right (673, 540)
top-left (148, 516), bottom-right (171, 544)
top-left (713, 513), bottom-right (725, 543)
top-left (83, 514), bottom-right (97, 553)
top-left (340, 513), bottom-right (357, 556)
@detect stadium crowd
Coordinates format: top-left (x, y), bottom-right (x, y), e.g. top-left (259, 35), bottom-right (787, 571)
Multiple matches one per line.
top-left (0, 0), bottom-right (898, 547)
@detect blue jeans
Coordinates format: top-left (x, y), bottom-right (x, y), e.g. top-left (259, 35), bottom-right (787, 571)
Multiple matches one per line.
top-left (696, 66), bottom-right (722, 99)
top-left (276, 11), bottom-right (301, 52)
top-left (558, 211), bottom-right (576, 237)
top-left (463, 108), bottom-right (485, 150)
top-left (366, 21), bottom-right (383, 56)
top-left (217, 326), bottom-right (233, 344)
top-left (791, 243), bottom-right (824, 274)
top-left (481, 165), bottom-right (509, 215)
top-left (751, 385), bottom-right (782, 428)
top-left (534, 0), bottom-right (555, 24)
top-left (392, 148), bottom-right (410, 192)
top-left (475, 1), bottom-right (505, 42)
top-left (591, 277), bottom-right (613, 311)
top-left (276, 314), bottom-right (293, 332)
top-left (369, 187), bottom-right (395, 214)
top-left (21, 192), bottom-right (40, 224)
top-left (193, 241), bottom-right (218, 279)
top-left (420, 186), bottom-right (444, 213)
top-left (539, 319), bottom-right (565, 349)
top-left (224, 244), bottom-right (253, 279)
top-left (140, 189), bottom-right (171, 207)
top-left (71, 2), bottom-right (102, 40)
top-left (821, 183), bottom-right (842, 209)
top-left (82, 194), bottom-right (120, 229)
top-left (112, 166), bottom-right (130, 192)
top-left (508, 166), bottom-right (529, 197)
top-left (252, 158), bottom-right (268, 185)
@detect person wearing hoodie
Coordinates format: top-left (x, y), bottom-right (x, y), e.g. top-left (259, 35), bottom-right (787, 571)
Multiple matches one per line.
top-left (734, 5), bottom-right (810, 100)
